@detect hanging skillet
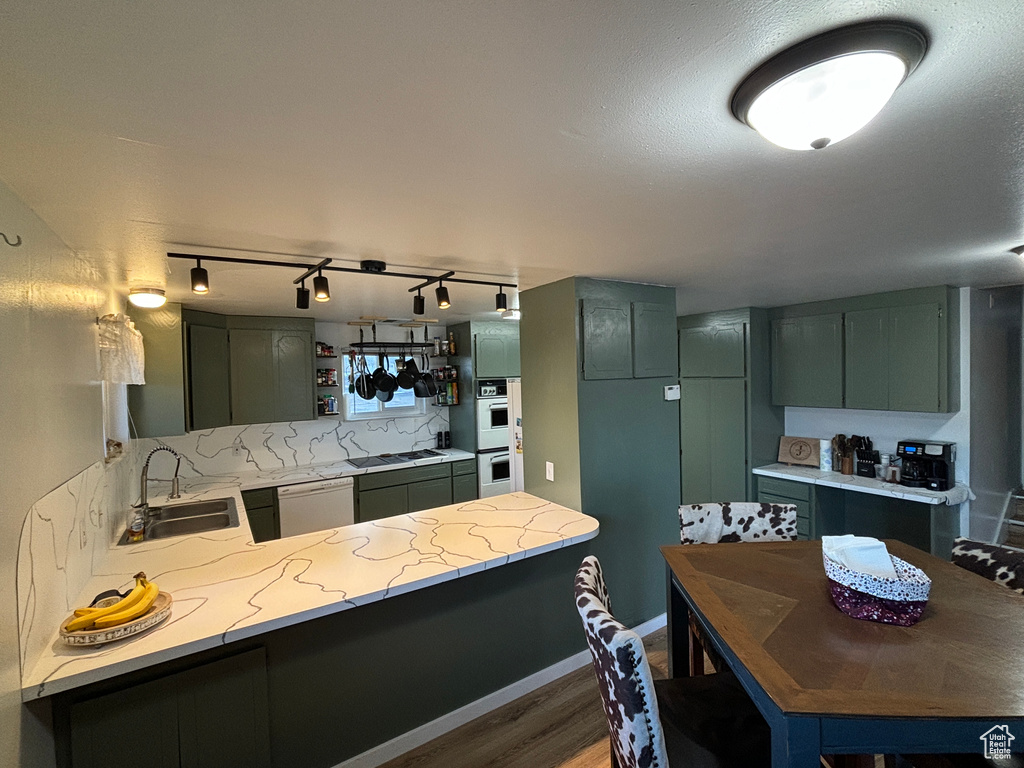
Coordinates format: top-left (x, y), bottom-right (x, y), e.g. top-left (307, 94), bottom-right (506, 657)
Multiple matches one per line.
top-left (413, 352), bottom-right (430, 398)
top-left (397, 347), bottom-right (417, 390)
top-left (355, 353), bottom-right (376, 400)
top-left (375, 353), bottom-right (398, 393)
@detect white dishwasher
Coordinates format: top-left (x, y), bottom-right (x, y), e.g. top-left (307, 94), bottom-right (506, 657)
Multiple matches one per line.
top-left (276, 477), bottom-right (355, 537)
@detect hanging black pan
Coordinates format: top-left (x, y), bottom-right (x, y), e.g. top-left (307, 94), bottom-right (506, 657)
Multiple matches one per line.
top-left (355, 352), bottom-right (376, 400)
top-left (397, 347), bottom-right (417, 390)
top-left (375, 353), bottom-right (398, 393)
top-left (413, 352), bottom-right (430, 398)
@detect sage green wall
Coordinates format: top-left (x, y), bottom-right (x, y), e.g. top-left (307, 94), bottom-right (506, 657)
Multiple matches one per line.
top-left (575, 278), bottom-right (680, 627)
top-left (0, 179), bottom-right (112, 768)
top-left (127, 304), bottom-right (186, 437)
top-left (520, 278), bottom-right (582, 511)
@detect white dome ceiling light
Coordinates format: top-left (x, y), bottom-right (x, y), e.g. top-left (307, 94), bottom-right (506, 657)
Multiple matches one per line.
top-left (128, 287), bottom-right (167, 308)
top-left (731, 21), bottom-right (927, 151)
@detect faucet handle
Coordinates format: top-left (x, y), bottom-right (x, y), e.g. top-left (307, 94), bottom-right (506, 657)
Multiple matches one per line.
top-left (169, 477), bottom-right (181, 499)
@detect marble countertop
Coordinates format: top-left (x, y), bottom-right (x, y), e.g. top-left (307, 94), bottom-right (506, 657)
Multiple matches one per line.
top-left (753, 463), bottom-right (973, 506)
top-left (21, 484), bottom-right (597, 701)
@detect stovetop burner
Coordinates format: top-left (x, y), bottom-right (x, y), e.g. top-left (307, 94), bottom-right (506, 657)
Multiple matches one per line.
top-left (346, 449), bottom-right (444, 469)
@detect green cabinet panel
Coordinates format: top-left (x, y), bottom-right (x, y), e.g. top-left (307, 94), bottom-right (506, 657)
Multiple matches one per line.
top-left (245, 506), bottom-right (279, 543)
top-left (889, 303), bottom-right (941, 412)
top-left (679, 323), bottom-right (745, 378)
top-left (178, 649), bottom-right (272, 768)
top-left (188, 324), bottom-right (231, 430)
top-left (408, 477), bottom-right (453, 512)
top-left (474, 336), bottom-right (508, 378)
top-left (128, 304), bottom-right (187, 438)
top-left (506, 335), bottom-right (521, 377)
top-left (70, 675), bottom-right (180, 768)
top-left (631, 302), bottom-right (677, 378)
top-left (229, 329), bottom-right (276, 425)
top-left (581, 299), bottom-right (633, 380)
top-left (451, 459), bottom-right (476, 476)
top-left (771, 313), bottom-right (843, 407)
top-left (452, 472), bottom-right (478, 502)
top-left (272, 329), bottom-right (315, 421)
top-left (357, 463), bottom-right (451, 491)
top-left (69, 650), bottom-right (269, 768)
top-left (844, 308), bottom-right (889, 410)
top-left (757, 477), bottom-right (816, 541)
top-left (680, 379), bottom-right (747, 503)
top-left (358, 485), bottom-right (409, 522)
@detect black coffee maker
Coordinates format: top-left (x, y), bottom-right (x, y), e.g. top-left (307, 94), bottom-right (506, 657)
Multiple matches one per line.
top-left (896, 440), bottom-right (956, 491)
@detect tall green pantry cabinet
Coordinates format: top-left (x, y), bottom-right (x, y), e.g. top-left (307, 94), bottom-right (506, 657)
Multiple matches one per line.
top-left (678, 309), bottom-right (784, 504)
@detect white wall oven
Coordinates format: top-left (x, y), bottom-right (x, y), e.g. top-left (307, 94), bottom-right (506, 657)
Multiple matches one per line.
top-left (475, 380), bottom-right (509, 451)
top-left (478, 449), bottom-right (512, 497)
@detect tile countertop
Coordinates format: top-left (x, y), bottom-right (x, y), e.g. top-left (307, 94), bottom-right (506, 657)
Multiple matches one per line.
top-left (753, 463), bottom-right (973, 506)
top-left (22, 482), bottom-right (597, 701)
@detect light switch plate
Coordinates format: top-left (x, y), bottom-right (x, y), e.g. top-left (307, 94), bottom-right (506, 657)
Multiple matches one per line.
top-left (545, 461), bottom-right (555, 482)
top-left (664, 384), bottom-right (680, 401)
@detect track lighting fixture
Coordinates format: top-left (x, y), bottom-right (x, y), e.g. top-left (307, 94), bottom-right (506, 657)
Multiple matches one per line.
top-left (313, 270), bottom-right (330, 302)
top-left (296, 279), bottom-right (310, 309)
top-left (413, 289), bottom-right (425, 315)
top-left (435, 282), bottom-right (450, 310)
top-left (495, 286), bottom-right (507, 312)
top-left (190, 258), bottom-right (209, 295)
top-left (128, 287), bottom-right (167, 308)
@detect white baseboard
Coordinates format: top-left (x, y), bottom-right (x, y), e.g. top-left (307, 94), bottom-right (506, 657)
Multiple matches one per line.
top-left (336, 612), bottom-right (667, 768)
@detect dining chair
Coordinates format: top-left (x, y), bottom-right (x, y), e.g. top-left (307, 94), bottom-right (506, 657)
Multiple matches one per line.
top-left (574, 555), bottom-right (771, 768)
top-left (677, 502), bottom-right (798, 675)
top-left (951, 537), bottom-right (1024, 593)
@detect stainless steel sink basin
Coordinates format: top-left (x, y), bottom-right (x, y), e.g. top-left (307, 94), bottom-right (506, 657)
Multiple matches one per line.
top-left (118, 497), bottom-right (240, 544)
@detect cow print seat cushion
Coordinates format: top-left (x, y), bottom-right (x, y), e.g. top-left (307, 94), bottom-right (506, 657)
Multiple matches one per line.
top-left (679, 502), bottom-right (798, 545)
top-left (951, 537), bottom-right (1024, 594)
top-left (574, 556), bottom-right (772, 768)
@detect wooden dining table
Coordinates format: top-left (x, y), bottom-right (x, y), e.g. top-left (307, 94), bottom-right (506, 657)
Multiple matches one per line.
top-left (662, 539), bottom-right (1024, 767)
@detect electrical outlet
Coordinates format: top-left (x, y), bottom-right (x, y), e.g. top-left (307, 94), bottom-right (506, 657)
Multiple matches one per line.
top-left (232, 444), bottom-right (244, 457)
top-left (545, 461), bottom-right (555, 482)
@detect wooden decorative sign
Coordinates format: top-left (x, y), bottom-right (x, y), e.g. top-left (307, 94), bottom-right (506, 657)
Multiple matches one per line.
top-left (778, 436), bottom-right (820, 467)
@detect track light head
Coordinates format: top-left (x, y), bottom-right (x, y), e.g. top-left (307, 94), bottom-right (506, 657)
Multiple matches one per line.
top-left (313, 271), bottom-right (330, 302)
top-left (190, 259), bottom-right (209, 295)
top-left (495, 286), bottom-right (507, 312)
top-left (413, 290), bottom-right (425, 315)
top-left (296, 280), bottom-right (310, 309)
top-left (435, 282), bottom-right (450, 310)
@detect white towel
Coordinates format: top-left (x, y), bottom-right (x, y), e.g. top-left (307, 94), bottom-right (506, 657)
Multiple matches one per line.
top-left (821, 535), bottom-right (898, 579)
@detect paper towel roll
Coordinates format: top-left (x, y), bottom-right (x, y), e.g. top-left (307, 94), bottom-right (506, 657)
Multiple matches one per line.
top-left (819, 439), bottom-right (832, 471)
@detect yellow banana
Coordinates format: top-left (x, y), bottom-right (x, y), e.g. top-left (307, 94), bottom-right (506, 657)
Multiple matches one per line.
top-left (66, 573), bottom-right (153, 632)
top-left (92, 579), bottom-right (159, 628)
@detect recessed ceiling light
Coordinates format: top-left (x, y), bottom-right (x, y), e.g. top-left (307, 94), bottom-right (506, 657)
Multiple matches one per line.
top-left (128, 287), bottom-right (166, 308)
top-left (731, 21), bottom-right (927, 151)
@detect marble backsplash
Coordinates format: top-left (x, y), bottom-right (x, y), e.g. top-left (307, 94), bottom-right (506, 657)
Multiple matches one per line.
top-left (17, 442), bottom-right (142, 674)
top-left (141, 410), bottom-right (450, 478)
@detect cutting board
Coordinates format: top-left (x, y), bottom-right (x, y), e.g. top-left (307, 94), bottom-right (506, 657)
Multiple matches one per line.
top-left (777, 436), bottom-right (821, 467)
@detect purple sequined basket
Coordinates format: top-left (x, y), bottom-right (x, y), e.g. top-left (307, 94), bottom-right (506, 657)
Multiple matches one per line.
top-left (823, 552), bottom-right (931, 627)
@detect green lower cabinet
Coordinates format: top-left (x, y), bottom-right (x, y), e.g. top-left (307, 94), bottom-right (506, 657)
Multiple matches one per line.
top-left (68, 649), bottom-right (270, 768)
top-left (408, 477), bottom-right (453, 512)
top-left (246, 506), bottom-right (279, 543)
top-left (358, 485), bottom-right (409, 522)
top-left (452, 472), bottom-right (478, 503)
top-left (756, 477), bottom-right (816, 540)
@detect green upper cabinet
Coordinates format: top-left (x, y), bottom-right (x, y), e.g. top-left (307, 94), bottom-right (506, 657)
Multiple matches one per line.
top-left (771, 313), bottom-right (844, 408)
top-left (844, 308), bottom-right (889, 410)
top-left (474, 333), bottom-right (520, 378)
top-left (188, 324), bottom-right (231, 430)
top-left (631, 301), bottom-right (677, 378)
top-left (888, 303), bottom-right (942, 412)
top-left (272, 328), bottom-right (315, 421)
top-left (581, 299), bottom-right (633, 379)
top-left (229, 329), bottom-right (277, 425)
top-left (679, 322), bottom-right (745, 378)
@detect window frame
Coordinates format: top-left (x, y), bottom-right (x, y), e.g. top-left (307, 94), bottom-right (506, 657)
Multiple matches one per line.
top-left (340, 355), bottom-right (427, 421)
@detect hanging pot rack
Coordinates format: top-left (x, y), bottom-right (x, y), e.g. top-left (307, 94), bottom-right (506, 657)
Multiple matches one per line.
top-left (346, 325), bottom-right (438, 354)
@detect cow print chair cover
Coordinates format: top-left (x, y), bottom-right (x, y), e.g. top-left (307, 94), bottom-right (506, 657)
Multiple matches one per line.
top-left (951, 537), bottom-right (1024, 594)
top-left (679, 502), bottom-right (798, 545)
top-left (575, 556), bottom-right (772, 768)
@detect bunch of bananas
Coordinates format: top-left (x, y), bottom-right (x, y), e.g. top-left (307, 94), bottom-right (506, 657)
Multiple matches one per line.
top-left (66, 572), bottom-right (160, 632)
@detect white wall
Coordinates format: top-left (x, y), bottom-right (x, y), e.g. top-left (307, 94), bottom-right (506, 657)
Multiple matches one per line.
top-left (785, 288), bottom-right (972, 534)
top-left (0, 180), bottom-right (117, 767)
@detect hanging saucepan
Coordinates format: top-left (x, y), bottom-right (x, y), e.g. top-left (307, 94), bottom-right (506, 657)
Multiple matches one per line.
top-left (374, 353), bottom-right (398, 394)
top-left (376, 386), bottom-right (395, 403)
top-left (397, 347), bottom-right (417, 390)
top-left (355, 353), bottom-right (376, 400)
top-left (421, 355), bottom-right (438, 398)
top-left (413, 353), bottom-right (430, 398)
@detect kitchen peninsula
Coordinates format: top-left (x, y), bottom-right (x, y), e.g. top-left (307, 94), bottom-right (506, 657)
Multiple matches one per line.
top-left (22, 471), bottom-right (597, 768)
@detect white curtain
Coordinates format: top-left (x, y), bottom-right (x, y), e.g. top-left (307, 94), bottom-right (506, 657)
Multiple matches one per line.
top-left (97, 313), bottom-right (145, 385)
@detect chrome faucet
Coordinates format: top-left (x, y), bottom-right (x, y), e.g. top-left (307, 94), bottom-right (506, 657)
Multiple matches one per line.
top-left (138, 446), bottom-right (182, 511)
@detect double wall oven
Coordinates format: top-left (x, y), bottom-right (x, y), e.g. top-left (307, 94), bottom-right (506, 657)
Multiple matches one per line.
top-left (475, 379), bottom-right (511, 497)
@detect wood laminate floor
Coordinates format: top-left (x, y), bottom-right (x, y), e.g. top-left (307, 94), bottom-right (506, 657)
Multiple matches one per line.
top-left (380, 629), bottom-right (668, 768)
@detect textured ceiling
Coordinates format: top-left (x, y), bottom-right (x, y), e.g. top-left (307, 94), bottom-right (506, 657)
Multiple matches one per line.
top-left (2, 0), bottom-right (1023, 319)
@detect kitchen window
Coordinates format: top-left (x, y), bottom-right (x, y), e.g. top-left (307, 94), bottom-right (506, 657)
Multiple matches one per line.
top-left (341, 356), bottom-right (427, 420)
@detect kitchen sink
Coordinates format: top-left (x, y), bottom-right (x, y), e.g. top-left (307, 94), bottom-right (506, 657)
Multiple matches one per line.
top-left (118, 497), bottom-right (240, 544)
